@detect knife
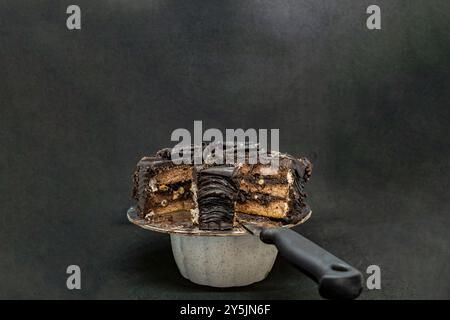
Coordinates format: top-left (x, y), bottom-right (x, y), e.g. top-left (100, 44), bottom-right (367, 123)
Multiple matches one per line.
top-left (238, 218), bottom-right (363, 300)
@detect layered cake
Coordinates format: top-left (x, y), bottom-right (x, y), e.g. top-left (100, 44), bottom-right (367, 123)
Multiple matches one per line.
top-left (132, 143), bottom-right (312, 231)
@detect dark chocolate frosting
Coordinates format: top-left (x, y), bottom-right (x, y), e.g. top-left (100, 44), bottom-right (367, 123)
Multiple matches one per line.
top-left (157, 142), bottom-right (263, 165)
top-left (196, 166), bottom-right (238, 231)
top-left (132, 156), bottom-right (177, 212)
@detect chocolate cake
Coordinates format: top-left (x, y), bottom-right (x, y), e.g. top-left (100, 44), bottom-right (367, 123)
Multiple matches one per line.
top-left (132, 143), bottom-right (312, 230)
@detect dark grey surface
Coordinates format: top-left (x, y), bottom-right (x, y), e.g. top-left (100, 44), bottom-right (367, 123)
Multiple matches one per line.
top-left (1, 0), bottom-right (449, 299)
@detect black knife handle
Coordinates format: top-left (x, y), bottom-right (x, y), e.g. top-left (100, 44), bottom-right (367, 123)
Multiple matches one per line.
top-left (260, 227), bottom-right (363, 300)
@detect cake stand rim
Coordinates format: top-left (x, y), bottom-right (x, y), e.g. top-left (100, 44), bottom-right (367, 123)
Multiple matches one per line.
top-left (126, 206), bottom-right (312, 237)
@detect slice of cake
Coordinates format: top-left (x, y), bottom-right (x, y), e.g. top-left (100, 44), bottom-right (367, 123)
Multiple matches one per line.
top-left (132, 143), bottom-right (312, 230)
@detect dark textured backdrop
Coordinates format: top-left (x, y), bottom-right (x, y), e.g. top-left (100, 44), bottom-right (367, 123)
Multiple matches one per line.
top-left (1, 0), bottom-right (449, 299)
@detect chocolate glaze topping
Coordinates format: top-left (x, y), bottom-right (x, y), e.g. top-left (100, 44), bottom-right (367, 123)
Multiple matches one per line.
top-left (196, 166), bottom-right (238, 231)
top-left (285, 157), bottom-right (312, 224)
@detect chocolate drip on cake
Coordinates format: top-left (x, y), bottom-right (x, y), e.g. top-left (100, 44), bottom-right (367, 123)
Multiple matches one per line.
top-left (196, 166), bottom-right (238, 231)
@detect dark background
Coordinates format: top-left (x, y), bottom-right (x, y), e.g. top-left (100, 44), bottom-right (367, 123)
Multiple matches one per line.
top-left (1, 0), bottom-right (449, 299)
